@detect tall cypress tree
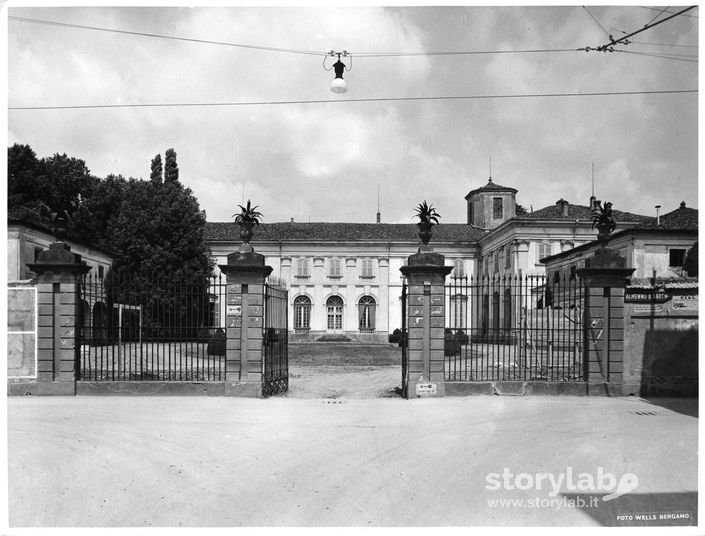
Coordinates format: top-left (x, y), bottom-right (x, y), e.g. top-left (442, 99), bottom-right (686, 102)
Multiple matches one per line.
top-left (150, 154), bottom-right (163, 183)
top-left (164, 148), bottom-right (179, 183)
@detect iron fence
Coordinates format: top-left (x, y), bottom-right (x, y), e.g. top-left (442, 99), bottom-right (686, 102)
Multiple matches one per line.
top-left (78, 272), bottom-right (227, 381)
top-left (445, 273), bottom-right (584, 382)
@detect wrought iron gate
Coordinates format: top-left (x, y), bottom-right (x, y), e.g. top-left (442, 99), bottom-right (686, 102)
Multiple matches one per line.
top-left (444, 273), bottom-right (584, 382)
top-left (262, 282), bottom-right (289, 397)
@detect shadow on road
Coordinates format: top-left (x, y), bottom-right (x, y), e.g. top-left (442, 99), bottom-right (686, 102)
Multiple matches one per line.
top-left (640, 397), bottom-right (698, 418)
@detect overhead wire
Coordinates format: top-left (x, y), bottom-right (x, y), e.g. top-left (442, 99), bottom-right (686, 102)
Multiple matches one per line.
top-left (8, 89), bottom-right (698, 111)
top-left (5, 15), bottom-right (595, 59)
top-left (591, 5), bottom-right (698, 51)
top-left (637, 6), bottom-right (698, 19)
top-left (643, 6), bottom-right (671, 26)
top-left (582, 6), bottom-right (611, 38)
top-left (615, 50), bottom-right (698, 63)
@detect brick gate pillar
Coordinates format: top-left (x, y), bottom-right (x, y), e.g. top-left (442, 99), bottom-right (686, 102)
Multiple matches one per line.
top-left (577, 248), bottom-right (635, 396)
top-left (219, 247), bottom-right (272, 398)
top-left (15, 242), bottom-right (91, 396)
top-left (401, 251), bottom-right (452, 398)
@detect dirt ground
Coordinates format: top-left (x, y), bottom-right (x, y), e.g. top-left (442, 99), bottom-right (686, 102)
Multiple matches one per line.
top-left (285, 342), bottom-right (402, 399)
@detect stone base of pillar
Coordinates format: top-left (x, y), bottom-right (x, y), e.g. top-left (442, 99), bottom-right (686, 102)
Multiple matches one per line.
top-left (224, 382), bottom-right (263, 397)
top-left (407, 378), bottom-right (447, 398)
top-left (587, 382), bottom-right (624, 397)
top-left (8, 380), bottom-right (76, 396)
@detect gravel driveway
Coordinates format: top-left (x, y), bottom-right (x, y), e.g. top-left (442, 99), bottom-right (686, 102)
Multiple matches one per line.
top-left (285, 342), bottom-right (402, 399)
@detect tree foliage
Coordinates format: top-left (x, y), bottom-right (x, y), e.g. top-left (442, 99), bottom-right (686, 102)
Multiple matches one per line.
top-left (8, 144), bottom-right (96, 225)
top-left (8, 144), bottom-right (213, 280)
top-left (150, 154), bottom-right (163, 183)
top-left (164, 148), bottom-right (179, 183)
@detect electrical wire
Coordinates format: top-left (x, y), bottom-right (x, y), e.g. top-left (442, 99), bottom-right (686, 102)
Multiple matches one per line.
top-left (637, 6), bottom-right (698, 19)
top-left (8, 89), bottom-right (697, 111)
top-left (582, 6), bottom-right (611, 38)
top-left (629, 41), bottom-right (698, 48)
top-left (592, 5), bottom-right (698, 51)
top-left (616, 49), bottom-right (698, 63)
top-left (8, 15), bottom-right (586, 59)
top-left (9, 16), bottom-right (326, 56)
top-left (643, 6), bottom-right (671, 26)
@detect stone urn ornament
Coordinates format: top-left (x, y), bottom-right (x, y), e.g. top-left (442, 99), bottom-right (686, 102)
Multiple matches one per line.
top-left (232, 200), bottom-right (263, 251)
top-left (590, 201), bottom-right (617, 247)
top-left (50, 210), bottom-right (70, 242)
top-left (414, 200), bottom-right (441, 248)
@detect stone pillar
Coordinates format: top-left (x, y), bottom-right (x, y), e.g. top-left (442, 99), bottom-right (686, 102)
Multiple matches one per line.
top-left (577, 248), bottom-right (635, 396)
top-left (400, 251), bottom-right (452, 397)
top-left (20, 242), bottom-right (90, 395)
top-left (219, 247), bottom-right (272, 397)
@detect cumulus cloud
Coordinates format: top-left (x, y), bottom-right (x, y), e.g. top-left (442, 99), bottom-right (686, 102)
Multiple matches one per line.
top-left (7, 6), bottom-right (698, 224)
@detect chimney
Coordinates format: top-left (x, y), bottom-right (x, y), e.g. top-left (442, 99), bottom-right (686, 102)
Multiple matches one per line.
top-left (376, 211), bottom-right (381, 224)
top-left (680, 201), bottom-right (686, 209)
top-left (655, 205), bottom-right (661, 226)
top-left (290, 217), bottom-right (295, 223)
top-left (556, 198), bottom-right (569, 217)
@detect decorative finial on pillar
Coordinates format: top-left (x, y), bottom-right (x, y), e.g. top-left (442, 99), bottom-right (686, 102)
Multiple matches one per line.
top-left (232, 200), bottom-right (263, 253)
top-left (414, 200), bottom-right (441, 252)
top-left (591, 201), bottom-right (617, 247)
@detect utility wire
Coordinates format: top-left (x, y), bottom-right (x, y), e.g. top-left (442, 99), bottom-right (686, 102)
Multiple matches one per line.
top-left (9, 16), bottom-right (325, 56)
top-left (8, 89), bottom-right (697, 111)
top-left (629, 40), bottom-right (698, 48)
top-left (8, 16), bottom-right (585, 58)
top-left (644, 6), bottom-right (671, 26)
top-left (582, 6), bottom-right (611, 37)
top-left (637, 6), bottom-right (698, 19)
top-left (591, 5), bottom-right (698, 51)
top-left (616, 50), bottom-right (698, 63)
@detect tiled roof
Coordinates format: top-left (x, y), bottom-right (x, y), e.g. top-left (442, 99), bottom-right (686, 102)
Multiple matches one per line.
top-left (522, 203), bottom-right (652, 223)
top-left (636, 203), bottom-right (698, 231)
top-left (205, 222), bottom-right (485, 244)
top-left (465, 178), bottom-right (517, 199)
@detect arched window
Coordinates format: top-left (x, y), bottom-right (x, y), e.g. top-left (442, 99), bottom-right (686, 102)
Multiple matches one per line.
top-left (326, 296), bottom-right (343, 331)
top-left (358, 295), bottom-right (376, 332)
top-left (450, 294), bottom-right (467, 329)
top-left (492, 291), bottom-right (500, 331)
top-left (294, 296), bottom-right (311, 331)
top-left (503, 288), bottom-right (512, 331)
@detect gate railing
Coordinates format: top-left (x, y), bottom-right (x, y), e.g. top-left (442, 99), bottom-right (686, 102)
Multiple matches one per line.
top-left (262, 281), bottom-right (289, 397)
top-left (78, 272), bottom-right (227, 381)
top-left (444, 273), bottom-right (584, 382)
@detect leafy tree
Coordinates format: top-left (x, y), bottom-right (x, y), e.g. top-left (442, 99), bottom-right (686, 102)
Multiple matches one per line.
top-left (515, 204), bottom-right (528, 216)
top-left (150, 154), bottom-right (163, 183)
top-left (164, 148), bottom-right (179, 183)
top-left (71, 174), bottom-right (128, 250)
top-left (8, 144), bottom-right (96, 224)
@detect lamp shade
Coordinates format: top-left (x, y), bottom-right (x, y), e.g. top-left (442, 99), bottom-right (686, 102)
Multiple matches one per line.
top-left (330, 78), bottom-right (347, 94)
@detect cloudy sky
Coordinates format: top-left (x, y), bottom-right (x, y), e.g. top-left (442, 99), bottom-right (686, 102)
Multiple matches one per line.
top-left (6, 4), bottom-right (699, 224)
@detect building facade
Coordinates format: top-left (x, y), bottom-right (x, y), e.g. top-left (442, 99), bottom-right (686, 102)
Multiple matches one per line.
top-left (205, 179), bottom-right (672, 342)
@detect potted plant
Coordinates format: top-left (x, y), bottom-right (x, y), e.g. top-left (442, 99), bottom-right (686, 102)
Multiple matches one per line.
top-left (590, 201), bottom-right (616, 246)
top-left (50, 209), bottom-right (70, 241)
top-left (232, 200), bottom-right (263, 245)
top-left (414, 200), bottom-right (441, 246)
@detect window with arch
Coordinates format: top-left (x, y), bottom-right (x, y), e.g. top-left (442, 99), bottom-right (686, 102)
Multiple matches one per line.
top-left (326, 295), bottom-right (344, 330)
top-left (450, 294), bottom-right (468, 329)
top-left (358, 295), bottom-right (376, 332)
top-left (294, 295), bottom-right (311, 330)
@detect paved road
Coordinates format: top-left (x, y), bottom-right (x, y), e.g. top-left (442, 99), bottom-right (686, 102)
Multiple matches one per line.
top-left (7, 395), bottom-right (698, 529)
